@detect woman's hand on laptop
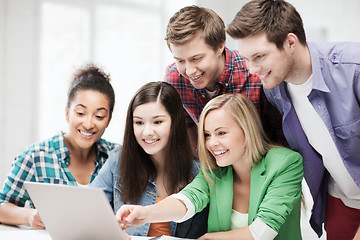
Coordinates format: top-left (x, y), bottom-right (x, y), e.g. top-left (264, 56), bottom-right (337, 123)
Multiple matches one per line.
top-left (116, 205), bottom-right (149, 229)
top-left (28, 209), bottom-right (45, 229)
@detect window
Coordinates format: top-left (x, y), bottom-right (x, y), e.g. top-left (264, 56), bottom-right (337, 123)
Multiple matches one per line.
top-left (38, 0), bottom-right (195, 143)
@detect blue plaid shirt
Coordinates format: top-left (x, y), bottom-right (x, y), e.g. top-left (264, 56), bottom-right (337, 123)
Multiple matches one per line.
top-left (0, 132), bottom-right (118, 207)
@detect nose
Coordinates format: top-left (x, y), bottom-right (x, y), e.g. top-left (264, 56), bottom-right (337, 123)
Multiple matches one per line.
top-left (84, 116), bottom-right (95, 129)
top-left (185, 62), bottom-right (196, 76)
top-left (143, 123), bottom-right (154, 136)
top-left (207, 136), bottom-right (219, 149)
top-left (246, 60), bottom-right (260, 75)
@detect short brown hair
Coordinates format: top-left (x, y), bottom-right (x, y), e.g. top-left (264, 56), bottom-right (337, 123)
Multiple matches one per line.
top-left (227, 0), bottom-right (306, 49)
top-left (165, 5), bottom-right (225, 51)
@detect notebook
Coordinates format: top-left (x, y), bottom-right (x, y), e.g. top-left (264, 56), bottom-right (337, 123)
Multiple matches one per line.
top-left (24, 181), bottom-right (127, 240)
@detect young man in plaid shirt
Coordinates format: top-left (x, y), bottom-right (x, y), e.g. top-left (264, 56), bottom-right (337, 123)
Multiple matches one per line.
top-left (164, 5), bottom-right (286, 156)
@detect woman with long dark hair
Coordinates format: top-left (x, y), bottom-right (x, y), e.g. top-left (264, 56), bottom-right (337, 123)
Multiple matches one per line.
top-left (91, 81), bottom-right (207, 238)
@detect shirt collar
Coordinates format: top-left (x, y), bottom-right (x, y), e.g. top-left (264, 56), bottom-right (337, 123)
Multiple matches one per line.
top-left (307, 42), bottom-right (330, 93)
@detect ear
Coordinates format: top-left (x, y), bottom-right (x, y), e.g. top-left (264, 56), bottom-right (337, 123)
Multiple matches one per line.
top-left (217, 41), bottom-right (226, 56)
top-left (284, 33), bottom-right (297, 53)
top-left (65, 107), bottom-right (70, 123)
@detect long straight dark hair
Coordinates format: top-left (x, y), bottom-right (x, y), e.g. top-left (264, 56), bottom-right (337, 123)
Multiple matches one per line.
top-left (120, 82), bottom-right (193, 203)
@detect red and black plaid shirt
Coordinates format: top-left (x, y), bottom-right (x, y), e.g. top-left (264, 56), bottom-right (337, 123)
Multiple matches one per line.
top-left (165, 47), bottom-right (287, 146)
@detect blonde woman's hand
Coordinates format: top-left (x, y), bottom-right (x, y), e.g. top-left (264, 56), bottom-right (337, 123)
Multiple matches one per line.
top-left (116, 205), bottom-right (149, 229)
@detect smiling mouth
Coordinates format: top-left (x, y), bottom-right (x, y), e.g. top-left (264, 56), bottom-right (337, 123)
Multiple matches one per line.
top-left (144, 139), bottom-right (159, 145)
top-left (258, 71), bottom-right (271, 80)
top-left (79, 130), bottom-right (95, 137)
top-left (190, 73), bottom-right (204, 81)
top-left (213, 149), bottom-right (228, 157)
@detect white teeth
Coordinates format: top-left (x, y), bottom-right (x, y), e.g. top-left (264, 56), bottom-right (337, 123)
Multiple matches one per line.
top-left (80, 131), bottom-right (93, 136)
top-left (192, 73), bottom-right (203, 80)
top-left (145, 139), bottom-right (158, 144)
top-left (214, 150), bottom-right (227, 156)
top-left (258, 72), bottom-right (270, 79)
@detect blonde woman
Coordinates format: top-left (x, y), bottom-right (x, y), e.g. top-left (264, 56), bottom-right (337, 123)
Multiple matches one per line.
top-left (116, 93), bottom-right (303, 240)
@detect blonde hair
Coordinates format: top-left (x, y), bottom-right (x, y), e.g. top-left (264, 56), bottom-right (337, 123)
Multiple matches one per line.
top-left (198, 93), bottom-right (274, 184)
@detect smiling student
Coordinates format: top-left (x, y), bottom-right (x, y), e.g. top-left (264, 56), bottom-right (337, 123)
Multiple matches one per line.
top-left (0, 64), bottom-right (118, 229)
top-left (226, 0), bottom-right (360, 238)
top-left (117, 93), bottom-right (303, 240)
top-left (164, 5), bottom-right (287, 156)
top-left (91, 82), bottom-right (207, 238)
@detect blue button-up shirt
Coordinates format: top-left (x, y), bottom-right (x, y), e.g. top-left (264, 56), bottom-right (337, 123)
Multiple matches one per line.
top-left (264, 41), bottom-right (360, 237)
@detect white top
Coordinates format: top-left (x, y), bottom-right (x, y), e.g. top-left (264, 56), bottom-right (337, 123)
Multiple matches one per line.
top-left (170, 193), bottom-right (277, 240)
top-left (230, 209), bottom-right (248, 230)
top-left (287, 75), bottom-right (360, 208)
top-left (204, 88), bottom-right (217, 98)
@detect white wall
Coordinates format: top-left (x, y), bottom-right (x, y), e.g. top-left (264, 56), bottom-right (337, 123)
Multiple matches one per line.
top-left (0, 0), bottom-right (40, 186)
top-left (198, 0), bottom-right (360, 44)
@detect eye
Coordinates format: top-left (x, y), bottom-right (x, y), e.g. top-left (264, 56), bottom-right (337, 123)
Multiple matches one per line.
top-left (134, 120), bottom-right (143, 125)
top-left (176, 59), bottom-right (184, 64)
top-left (204, 132), bottom-right (210, 138)
top-left (218, 131), bottom-right (227, 136)
top-left (96, 115), bottom-right (105, 120)
top-left (192, 57), bottom-right (202, 62)
top-left (154, 120), bottom-right (163, 125)
top-left (76, 112), bottom-right (85, 116)
top-left (255, 54), bottom-right (264, 60)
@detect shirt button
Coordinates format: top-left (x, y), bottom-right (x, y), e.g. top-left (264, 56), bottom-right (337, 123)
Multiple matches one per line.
top-left (225, 83), bottom-right (229, 87)
top-left (350, 130), bottom-right (355, 136)
top-left (202, 95), bottom-right (205, 98)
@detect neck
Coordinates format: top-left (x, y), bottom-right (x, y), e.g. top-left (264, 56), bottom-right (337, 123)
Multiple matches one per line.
top-left (232, 159), bottom-right (252, 184)
top-left (286, 44), bottom-right (312, 85)
top-left (206, 51), bottom-right (226, 91)
top-left (64, 134), bottom-right (96, 163)
top-left (150, 153), bottom-right (166, 174)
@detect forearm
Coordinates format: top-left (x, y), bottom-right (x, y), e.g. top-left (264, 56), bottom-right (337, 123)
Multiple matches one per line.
top-left (146, 197), bottom-right (187, 223)
top-left (0, 202), bottom-right (35, 226)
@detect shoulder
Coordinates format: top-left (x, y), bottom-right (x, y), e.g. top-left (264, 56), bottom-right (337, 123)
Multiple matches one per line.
top-left (225, 48), bottom-right (247, 68)
top-left (263, 147), bottom-right (303, 170)
top-left (16, 133), bottom-right (64, 160)
top-left (106, 146), bottom-right (122, 172)
top-left (165, 62), bottom-right (181, 83)
top-left (96, 138), bottom-right (120, 155)
top-left (309, 41), bottom-right (360, 64)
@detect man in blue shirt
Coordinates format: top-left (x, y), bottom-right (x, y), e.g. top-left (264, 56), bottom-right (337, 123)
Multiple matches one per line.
top-left (226, 0), bottom-right (360, 239)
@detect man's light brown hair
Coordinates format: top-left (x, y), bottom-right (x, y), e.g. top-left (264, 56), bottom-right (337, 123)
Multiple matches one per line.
top-left (227, 0), bottom-right (306, 49)
top-left (165, 5), bottom-right (225, 51)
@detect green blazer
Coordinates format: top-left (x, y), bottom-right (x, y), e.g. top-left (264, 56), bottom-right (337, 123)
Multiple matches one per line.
top-left (181, 147), bottom-right (303, 240)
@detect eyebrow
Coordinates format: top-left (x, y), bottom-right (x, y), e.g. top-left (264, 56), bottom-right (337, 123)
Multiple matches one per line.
top-left (174, 54), bottom-right (203, 60)
top-left (203, 127), bottom-right (227, 132)
top-left (75, 104), bottom-right (108, 112)
top-left (133, 115), bottom-right (167, 119)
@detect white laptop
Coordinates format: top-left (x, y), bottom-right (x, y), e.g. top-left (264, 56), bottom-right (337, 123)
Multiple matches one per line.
top-left (24, 181), bottom-right (126, 240)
